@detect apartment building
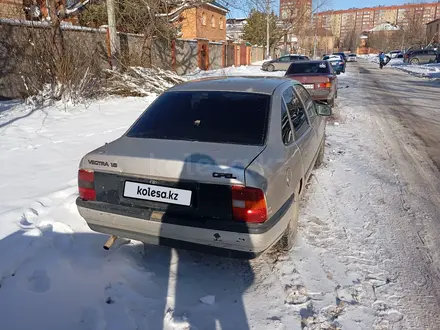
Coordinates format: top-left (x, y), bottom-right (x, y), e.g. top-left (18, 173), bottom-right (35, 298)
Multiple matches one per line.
top-left (315, 2), bottom-right (440, 40)
top-left (280, 0), bottom-right (312, 24)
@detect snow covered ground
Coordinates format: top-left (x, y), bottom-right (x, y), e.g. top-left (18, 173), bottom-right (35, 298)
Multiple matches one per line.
top-left (184, 65), bottom-right (285, 79)
top-left (389, 60), bottom-right (440, 79)
top-left (1, 65), bottom-right (440, 329)
top-left (361, 54), bottom-right (440, 79)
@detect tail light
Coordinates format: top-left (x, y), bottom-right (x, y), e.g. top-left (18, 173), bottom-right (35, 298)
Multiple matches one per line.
top-left (339, 61), bottom-right (344, 65)
top-left (78, 169), bottom-right (96, 201)
top-left (318, 77), bottom-right (332, 89)
top-left (232, 186), bottom-right (267, 223)
top-left (318, 82), bottom-right (332, 88)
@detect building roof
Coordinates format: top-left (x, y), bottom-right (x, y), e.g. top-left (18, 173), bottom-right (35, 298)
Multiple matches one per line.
top-left (227, 18), bottom-right (247, 23)
top-left (316, 2), bottom-right (440, 16)
top-left (206, 1), bottom-right (229, 13)
top-left (369, 22), bottom-right (400, 32)
top-left (427, 18), bottom-right (440, 25)
top-left (167, 76), bottom-right (293, 95)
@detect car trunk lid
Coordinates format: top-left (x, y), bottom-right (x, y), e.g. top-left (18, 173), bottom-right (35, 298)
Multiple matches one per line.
top-left (80, 137), bottom-right (266, 220)
top-left (286, 74), bottom-right (334, 90)
top-left (81, 137), bottom-right (266, 183)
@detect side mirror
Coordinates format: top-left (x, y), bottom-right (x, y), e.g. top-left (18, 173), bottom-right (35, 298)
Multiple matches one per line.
top-left (315, 102), bottom-right (332, 116)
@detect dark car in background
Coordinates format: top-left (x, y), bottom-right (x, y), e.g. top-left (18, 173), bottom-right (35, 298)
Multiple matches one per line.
top-left (284, 60), bottom-right (338, 107)
top-left (333, 52), bottom-right (348, 62)
top-left (404, 49), bottom-right (439, 64)
top-left (323, 55), bottom-right (345, 74)
top-left (261, 54), bottom-right (310, 72)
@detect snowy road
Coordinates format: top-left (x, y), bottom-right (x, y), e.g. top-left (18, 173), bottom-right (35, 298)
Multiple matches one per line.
top-left (1, 63), bottom-right (440, 329)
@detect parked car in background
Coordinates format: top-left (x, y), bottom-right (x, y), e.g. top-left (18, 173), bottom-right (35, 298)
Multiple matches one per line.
top-left (332, 52), bottom-right (348, 63)
top-left (284, 60), bottom-right (338, 107)
top-left (347, 53), bottom-right (357, 62)
top-left (76, 77), bottom-right (332, 258)
top-left (386, 50), bottom-right (403, 58)
top-left (404, 49), bottom-right (438, 64)
top-left (323, 55), bottom-right (345, 74)
top-left (262, 54), bottom-right (310, 71)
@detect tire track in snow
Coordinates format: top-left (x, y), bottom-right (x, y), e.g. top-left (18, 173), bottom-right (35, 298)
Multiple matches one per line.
top-left (257, 67), bottom-right (440, 329)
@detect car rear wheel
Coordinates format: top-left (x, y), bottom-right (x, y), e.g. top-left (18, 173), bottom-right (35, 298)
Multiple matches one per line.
top-left (277, 184), bottom-right (300, 252)
top-left (328, 97), bottom-right (335, 107)
top-left (410, 58), bottom-right (419, 65)
top-left (267, 64), bottom-right (275, 72)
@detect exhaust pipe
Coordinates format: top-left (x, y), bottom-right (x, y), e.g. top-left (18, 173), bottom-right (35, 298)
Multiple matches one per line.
top-left (103, 235), bottom-right (118, 250)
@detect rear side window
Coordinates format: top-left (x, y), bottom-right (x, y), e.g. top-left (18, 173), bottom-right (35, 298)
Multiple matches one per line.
top-left (282, 87), bottom-right (309, 139)
top-left (281, 101), bottom-right (293, 145)
top-left (295, 85), bottom-right (316, 123)
top-left (126, 91), bottom-right (271, 146)
top-left (286, 62), bottom-right (329, 74)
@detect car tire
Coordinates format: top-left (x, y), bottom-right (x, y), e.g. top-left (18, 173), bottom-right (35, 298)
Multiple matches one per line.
top-left (277, 184), bottom-right (300, 252)
top-left (328, 97), bottom-right (335, 107)
top-left (410, 58), bottom-right (419, 65)
top-left (267, 64), bottom-right (275, 72)
top-left (315, 139), bottom-right (325, 169)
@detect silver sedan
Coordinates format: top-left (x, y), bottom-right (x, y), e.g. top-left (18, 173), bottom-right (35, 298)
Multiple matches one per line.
top-left (76, 77), bottom-right (332, 258)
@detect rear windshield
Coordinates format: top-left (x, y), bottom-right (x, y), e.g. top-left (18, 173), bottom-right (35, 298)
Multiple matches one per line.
top-left (286, 62), bottom-right (329, 74)
top-left (126, 91), bottom-right (271, 146)
top-left (349, 54), bottom-right (356, 57)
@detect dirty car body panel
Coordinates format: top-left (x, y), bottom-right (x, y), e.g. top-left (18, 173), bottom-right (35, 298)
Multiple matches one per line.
top-left (76, 77), bottom-right (330, 258)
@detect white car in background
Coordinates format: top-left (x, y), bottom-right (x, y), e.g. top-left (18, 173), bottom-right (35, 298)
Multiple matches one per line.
top-left (347, 53), bottom-right (357, 62)
top-left (387, 50), bottom-right (403, 58)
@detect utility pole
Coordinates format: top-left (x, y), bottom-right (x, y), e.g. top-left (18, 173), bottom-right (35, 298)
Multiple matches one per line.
top-left (313, 27), bottom-right (317, 59)
top-left (107, 0), bottom-right (118, 70)
top-left (266, 0), bottom-right (270, 59)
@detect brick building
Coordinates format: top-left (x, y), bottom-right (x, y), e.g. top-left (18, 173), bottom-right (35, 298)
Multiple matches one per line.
top-left (179, 1), bottom-right (229, 42)
top-left (427, 18), bottom-right (440, 43)
top-left (315, 2), bottom-right (440, 41)
top-left (0, 0), bottom-right (25, 19)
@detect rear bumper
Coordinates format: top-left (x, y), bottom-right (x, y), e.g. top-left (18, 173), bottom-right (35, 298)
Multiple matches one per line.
top-left (309, 88), bottom-right (333, 101)
top-left (76, 196), bottom-right (293, 258)
top-left (331, 65), bottom-right (344, 72)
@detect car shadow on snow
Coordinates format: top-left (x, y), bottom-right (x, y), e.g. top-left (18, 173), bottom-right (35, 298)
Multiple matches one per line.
top-left (142, 245), bottom-right (254, 330)
top-left (0, 224), bottom-right (255, 330)
top-left (149, 152), bottom-right (262, 330)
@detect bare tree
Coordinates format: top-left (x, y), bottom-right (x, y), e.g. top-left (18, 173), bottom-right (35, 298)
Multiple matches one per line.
top-left (280, 0), bottom-right (332, 54)
top-left (400, 11), bottom-right (427, 49)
